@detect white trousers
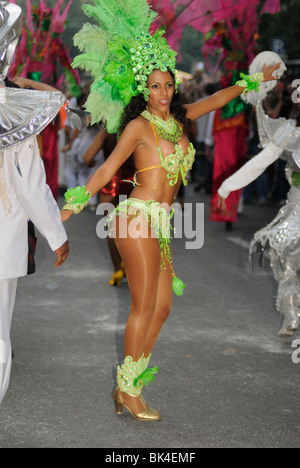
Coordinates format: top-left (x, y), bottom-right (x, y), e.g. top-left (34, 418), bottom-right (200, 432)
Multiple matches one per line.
top-left (0, 278), bottom-right (18, 405)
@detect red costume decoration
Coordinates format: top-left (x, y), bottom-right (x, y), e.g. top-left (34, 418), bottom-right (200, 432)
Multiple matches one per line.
top-left (210, 105), bottom-right (248, 223)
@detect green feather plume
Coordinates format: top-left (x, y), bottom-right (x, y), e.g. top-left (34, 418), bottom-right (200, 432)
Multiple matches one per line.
top-left (85, 86), bottom-right (124, 132)
top-left (133, 366), bottom-right (159, 388)
top-left (72, 0), bottom-right (167, 133)
top-left (73, 23), bottom-right (108, 54)
top-left (64, 186), bottom-right (90, 205)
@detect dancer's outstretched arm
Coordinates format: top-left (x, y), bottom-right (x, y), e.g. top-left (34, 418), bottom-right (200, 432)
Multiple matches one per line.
top-left (84, 120), bottom-right (140, 197)
top-left (185, 62), bottom-right (281, 121)
top-left (217, 142), bottom-right (283, 211)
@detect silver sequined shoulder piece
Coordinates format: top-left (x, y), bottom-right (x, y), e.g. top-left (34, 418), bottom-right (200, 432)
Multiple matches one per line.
top-left (0, 88), bottom-right (66, 150)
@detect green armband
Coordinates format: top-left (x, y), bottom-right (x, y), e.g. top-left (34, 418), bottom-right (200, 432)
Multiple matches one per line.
top-left (62, 186), bottom-right (92, 214)
top-left (236, 72), bottom-right (264, 95)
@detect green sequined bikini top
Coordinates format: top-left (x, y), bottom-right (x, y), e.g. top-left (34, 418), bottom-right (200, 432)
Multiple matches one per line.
top-left (134, 111), bottom-right (195, 187)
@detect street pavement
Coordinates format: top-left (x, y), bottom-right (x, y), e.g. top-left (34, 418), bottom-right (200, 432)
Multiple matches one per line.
top-left (0, 185), bottom-right (300, 448)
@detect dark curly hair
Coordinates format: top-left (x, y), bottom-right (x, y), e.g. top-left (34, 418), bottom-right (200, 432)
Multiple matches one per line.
top-left (118, 72), bottom-right (191, 136)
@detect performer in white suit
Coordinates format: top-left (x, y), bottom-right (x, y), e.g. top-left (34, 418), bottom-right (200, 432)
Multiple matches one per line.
top-left (0, 1), bottom-right (69, 404)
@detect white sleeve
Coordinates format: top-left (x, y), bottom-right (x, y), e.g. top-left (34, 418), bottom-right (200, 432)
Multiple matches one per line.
top-left (218, 142), bottom-right (283, 199)
top-left (7, 137), bottom-right (68, 251)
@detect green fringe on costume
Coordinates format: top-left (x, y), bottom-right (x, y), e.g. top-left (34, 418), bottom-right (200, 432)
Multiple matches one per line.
top-left (105, 198), bottom-right (185, 295)
top-left (105, 198), bottom-right (173, 269)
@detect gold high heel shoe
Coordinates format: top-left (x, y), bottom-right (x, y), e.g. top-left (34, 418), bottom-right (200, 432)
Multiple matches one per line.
top-left (109, 262), bottom-right (126, 286)
top-left (109, 269), bottom-right (125, 287)
top-left (113, 387), bottom-right (161, 421)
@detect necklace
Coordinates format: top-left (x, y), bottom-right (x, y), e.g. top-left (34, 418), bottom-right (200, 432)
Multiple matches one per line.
top-left (141, 108), bottom-right (182, 144)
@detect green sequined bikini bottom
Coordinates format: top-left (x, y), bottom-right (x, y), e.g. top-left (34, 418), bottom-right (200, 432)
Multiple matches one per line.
top-left (105, 198), bottom-right (174, 269)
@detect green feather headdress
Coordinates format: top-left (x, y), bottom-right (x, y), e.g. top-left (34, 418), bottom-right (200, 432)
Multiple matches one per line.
top-left (72, 0), bottom-right (178, 133)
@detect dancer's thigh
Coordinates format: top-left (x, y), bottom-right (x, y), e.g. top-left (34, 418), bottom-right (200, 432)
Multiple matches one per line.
top-left (114, 215), bottom-right (161, 308)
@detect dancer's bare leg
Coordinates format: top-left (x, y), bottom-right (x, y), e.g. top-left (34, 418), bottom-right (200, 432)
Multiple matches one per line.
top-left (115, 217), bottom-right (162, 413)
top-left (143, 262), bottom-right (173, 357)
top-left (115, 233), bottom-right (161, 358)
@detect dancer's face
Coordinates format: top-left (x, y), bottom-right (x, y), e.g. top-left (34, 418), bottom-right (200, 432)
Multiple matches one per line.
top-left (147, 69), bottom-right (175, 116)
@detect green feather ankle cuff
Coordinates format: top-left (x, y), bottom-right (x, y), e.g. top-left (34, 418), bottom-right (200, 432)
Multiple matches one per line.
top-left (117, 354), bottom-right (159, 397)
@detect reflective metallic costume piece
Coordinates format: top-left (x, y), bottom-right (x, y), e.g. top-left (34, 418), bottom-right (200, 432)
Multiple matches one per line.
top-left (0, 88), bottom-right (66, 150)
top-left (0, 1), bottom-right (22, 82)
top-left (250, 104), bottom-right (300, 337)
top-left (0, 2), bottom-right (65, 149)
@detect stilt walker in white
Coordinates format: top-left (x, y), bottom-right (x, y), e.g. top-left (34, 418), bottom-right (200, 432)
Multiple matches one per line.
top-left (0, 1), bottom-right (69, 404)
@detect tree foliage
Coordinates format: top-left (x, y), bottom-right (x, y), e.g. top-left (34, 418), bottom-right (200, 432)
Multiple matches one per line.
top-left (258, 0), bottom-right (300, 59)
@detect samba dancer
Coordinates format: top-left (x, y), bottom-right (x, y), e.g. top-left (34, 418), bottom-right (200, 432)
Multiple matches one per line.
top-left (62, 0), bottom-right (279, 420)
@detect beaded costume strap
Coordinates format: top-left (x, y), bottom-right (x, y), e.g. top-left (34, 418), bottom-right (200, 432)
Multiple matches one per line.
top-left (132, 122), bottom-right (165, 186)
top-left (133, 163), bottom-right (162, 186)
